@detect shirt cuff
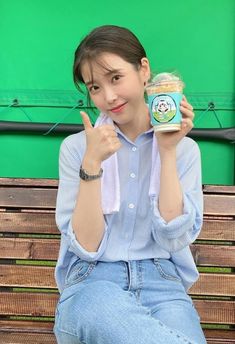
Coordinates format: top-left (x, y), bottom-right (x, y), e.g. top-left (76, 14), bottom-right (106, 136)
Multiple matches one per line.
top-left (67, 220), bottom-right (109, 261)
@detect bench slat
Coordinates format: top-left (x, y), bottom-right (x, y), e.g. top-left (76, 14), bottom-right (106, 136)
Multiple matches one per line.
top-left (0, 265), bottom-right (56, 288)
top-left (0, 331), bottom-right (234, 344)
top-left (203, 185), bottom-right (235, 194)
top-left (189, 273), bottom-right (235, 296)
top-left (1, 265), bottom-right (235, 297)
top-left (0, 188), bottom-right (57, 208)
top-left (1, 238), bottom-right (234, 267)
top-left (1, 321), bottom-right (234, 342)
top-left (0, 238), bottom-right (59, 260)
top-left (1, 186), bottom-right (234, 216)
top-left (1, 214), bottom-right (234, 241)
top-left (198, 219), bottom-right (235, 241)
top-left (204, 194), bottom-right (235, 216)
top-left (191, 244), bottom-right (235, 267)
top-left (0, 178), bottom-right (58, 187)
top-left (0, 180), bottom-right (233, 192)
top-left (0, 292), bottom-right (234, 325)
top-left (0, 292), bottom-right (58, 317)
top-left (203, 329), bottom-right (235, 343)
top-left (194, 300), bottom-right (235, 325)
top-left (0, 320), bottom-right (54, 331)
top-left (0, 212), bottom-right (58, 234)
top-left (0, 326), bottom-right (234, 344)
top-left (0, 332), bottom-right (56, 344)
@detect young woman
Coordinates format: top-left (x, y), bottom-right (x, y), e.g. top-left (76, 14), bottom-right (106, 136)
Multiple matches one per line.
top-left (54, 25), bottom-right (206, 344)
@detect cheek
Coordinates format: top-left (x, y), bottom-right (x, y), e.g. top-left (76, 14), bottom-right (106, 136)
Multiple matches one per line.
top-left (120, 84), bottom-right (141, 99)
top-left (90, 94), bottom-right (104, 109)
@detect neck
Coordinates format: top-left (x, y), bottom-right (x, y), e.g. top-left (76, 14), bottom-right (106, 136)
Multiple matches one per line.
top-left (117, 104), bottom-right (151, 141)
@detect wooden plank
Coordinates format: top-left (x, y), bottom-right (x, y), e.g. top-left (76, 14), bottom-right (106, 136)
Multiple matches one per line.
top-left (194, 300), bottom-right (235, 325)
top-left (1, 238), bottom-right (234, 266)
top-left (203, 185), bottom-right (235, 194)
top-left (0, 320), bottom-right (54, 331)
top-left (189, 273), bottom-right (235, 297)
top-left (0, 327), bottom-right (233, 344)
top-left (1, 265), bottom-right (235, 297)
top-left (203, 329), bottom-right (235, 343)
top-left (198, 219), bottom-right (235, 241)
top-left (0, 238), bottom-right (59, 260)
top-left (191, 244), bottom-right (235, 267)
top-left (206, 338), bottom-right (235, 344)
top-left (0, 178), bottom-right (58, 187)
top-left (0, 322), bottom-right (234, 344)
top-left (0, 292), bottom-right (58, 317)
top-left (0, 292), bottom-right (234, 325)
top-left (0, 214), bottom-right (234, 240)
top-left (0, 212), bottom-right (59, 234)
top-left (0, 332), bottom-right (56, 344)
top-left (204, 194), bottom-right (235, 216)
top-left (0, 187), bottom-right (57, 208)
top-left (0, 330), bottom-right (233, 344)
top-left (0, 265), bottom-right (57, 289)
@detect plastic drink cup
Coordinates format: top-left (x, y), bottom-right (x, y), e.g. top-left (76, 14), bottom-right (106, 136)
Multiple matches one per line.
top-left (146, 73), bottom-right (185, 132)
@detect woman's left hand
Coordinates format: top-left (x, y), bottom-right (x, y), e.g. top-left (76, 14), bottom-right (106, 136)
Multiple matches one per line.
top-left (155, 95), bottom-right (194, 152)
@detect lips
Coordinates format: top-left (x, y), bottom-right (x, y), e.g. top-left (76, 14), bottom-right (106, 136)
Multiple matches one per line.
top-left (109, 102), bottom-right (127, 113)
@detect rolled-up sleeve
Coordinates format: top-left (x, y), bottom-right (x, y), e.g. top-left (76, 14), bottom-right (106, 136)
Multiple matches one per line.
top-left (151, 139), bottom-right (203, 252)
top-left (55, 135), bottom-right (109, 261)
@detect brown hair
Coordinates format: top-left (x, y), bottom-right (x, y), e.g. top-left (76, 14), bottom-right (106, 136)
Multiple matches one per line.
top-left (73, 25), bottom-right (147, 92)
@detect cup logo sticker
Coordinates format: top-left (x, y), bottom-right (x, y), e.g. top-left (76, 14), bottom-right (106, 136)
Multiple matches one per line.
top-left (151, 94), bottom-right (177, 123)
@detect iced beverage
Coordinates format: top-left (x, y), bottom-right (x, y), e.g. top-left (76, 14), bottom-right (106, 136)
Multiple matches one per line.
top-left (146, 73), bottom-right (185, 132)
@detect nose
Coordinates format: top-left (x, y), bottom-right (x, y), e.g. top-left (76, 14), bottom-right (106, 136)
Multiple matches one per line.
top-left (103, 86), bottom-right (117, 104)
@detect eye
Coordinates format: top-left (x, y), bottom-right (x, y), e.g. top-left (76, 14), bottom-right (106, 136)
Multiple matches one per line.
top-left (112, 74), bottom-right (122, 82)
top-left (89, 85), bottom-right (99, 94)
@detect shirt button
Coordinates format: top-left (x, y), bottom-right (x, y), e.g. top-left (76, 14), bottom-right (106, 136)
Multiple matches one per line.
top-left (130, 173), bottom-right (136, 178)
top-left (132, 147), bottom-right (137, 151)
top-left (128, 203), bottom-right (135, 209)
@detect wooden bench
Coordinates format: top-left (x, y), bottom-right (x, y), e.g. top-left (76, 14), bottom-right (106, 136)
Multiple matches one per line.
top-left (0, 178), bottom-right (234, 344)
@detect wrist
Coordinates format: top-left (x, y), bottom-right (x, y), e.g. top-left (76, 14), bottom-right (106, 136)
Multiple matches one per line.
top-left (79, 165), bottom-right (103, 181)
top-left (82, 156), bottom-right (102, 174)
top-left (159, 147), bottom-right (176, 159)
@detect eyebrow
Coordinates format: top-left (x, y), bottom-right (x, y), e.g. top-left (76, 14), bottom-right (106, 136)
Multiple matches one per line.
top-left (85, 69), bottom-right (122, 86)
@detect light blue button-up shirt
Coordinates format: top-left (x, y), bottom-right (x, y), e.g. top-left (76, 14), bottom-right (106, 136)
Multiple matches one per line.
top-left (55, 127), bottom-right (203, 293)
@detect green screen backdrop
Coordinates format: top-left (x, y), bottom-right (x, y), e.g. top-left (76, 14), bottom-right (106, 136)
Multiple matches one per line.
top-left (0, 0), bottom-right (234, 184)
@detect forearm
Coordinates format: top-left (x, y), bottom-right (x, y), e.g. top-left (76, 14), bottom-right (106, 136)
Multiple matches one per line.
top-left (72, 159), bottom-right (105, 252)
top-left (158, 148), bottom-right (183, 222)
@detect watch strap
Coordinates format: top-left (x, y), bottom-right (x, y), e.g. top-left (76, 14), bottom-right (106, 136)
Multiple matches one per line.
top-left (79, 166), bottom-right (103, 181)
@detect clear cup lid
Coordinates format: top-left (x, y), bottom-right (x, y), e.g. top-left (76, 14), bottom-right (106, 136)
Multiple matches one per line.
top-left (147, 72), bottom-right (185, 88)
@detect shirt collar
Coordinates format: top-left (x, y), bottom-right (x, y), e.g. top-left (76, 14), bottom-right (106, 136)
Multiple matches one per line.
top-left (115, 125), bottom-right (153, 145)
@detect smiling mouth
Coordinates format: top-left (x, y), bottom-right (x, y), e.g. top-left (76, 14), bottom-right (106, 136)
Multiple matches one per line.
top-left (110, 102), bottom-right (127, 113)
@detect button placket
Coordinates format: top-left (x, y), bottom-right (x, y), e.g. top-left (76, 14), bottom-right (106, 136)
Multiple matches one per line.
top-left (127, 145), bottom-right (139, 211)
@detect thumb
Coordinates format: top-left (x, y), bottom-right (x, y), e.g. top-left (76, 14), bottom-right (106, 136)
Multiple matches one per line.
top-left (80, 111), bottom-right (93, 131)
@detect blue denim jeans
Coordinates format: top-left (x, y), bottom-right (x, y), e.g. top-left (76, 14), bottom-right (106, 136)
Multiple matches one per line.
top-left (54, 259), bottom-right (206, 344)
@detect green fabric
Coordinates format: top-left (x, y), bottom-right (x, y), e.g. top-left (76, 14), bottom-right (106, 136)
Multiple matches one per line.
top-left (0, 0), bottom-right (234, 183)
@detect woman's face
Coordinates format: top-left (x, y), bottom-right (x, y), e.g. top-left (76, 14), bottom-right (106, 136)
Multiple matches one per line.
top-left (81, 53), bottom-right (150, 127)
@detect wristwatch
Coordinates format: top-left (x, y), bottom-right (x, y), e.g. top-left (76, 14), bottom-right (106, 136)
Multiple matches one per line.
top-left (79, 166), bottom-right (103, 181)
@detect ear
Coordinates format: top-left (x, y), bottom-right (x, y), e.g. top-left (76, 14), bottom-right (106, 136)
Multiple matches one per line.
top-left (140, 57), bottom-right (151, 83)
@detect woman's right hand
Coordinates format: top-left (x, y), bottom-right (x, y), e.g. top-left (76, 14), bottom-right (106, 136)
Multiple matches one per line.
top-left (80, 111), bottom-right (121, 167)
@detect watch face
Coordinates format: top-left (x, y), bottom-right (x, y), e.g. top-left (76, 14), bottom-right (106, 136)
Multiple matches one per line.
top-left (79, 168), bottom-right (88, 180)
